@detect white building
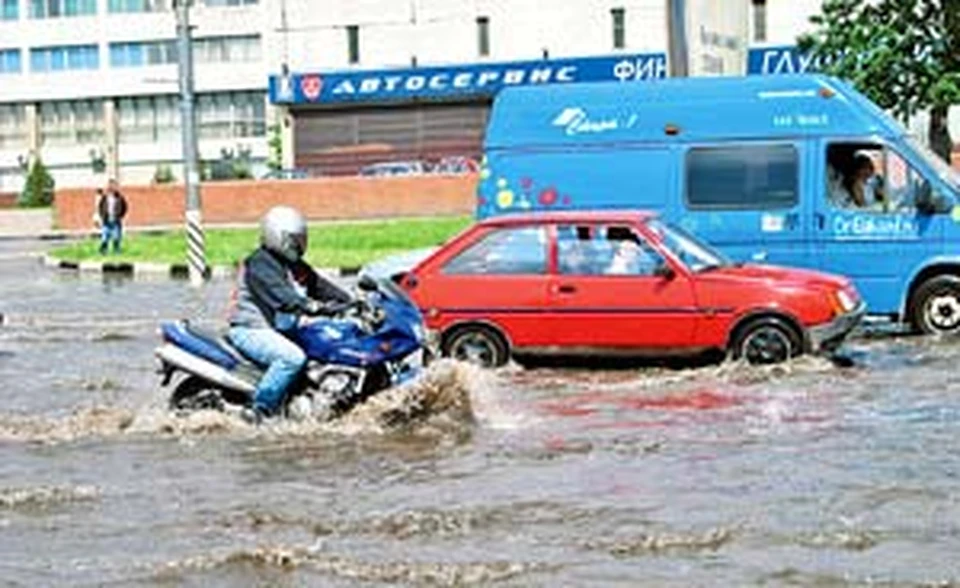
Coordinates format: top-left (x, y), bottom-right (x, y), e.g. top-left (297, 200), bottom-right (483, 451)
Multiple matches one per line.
top-left (0, 0), bottom-right (269, 193)
top-left (11, 0), bottom-right (947, 193)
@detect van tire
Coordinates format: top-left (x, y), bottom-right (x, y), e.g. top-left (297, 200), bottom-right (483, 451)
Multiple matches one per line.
top-left (910, 275), bottom-right (960, 335)
top-left (442, 324), bottom-right (510, 368)
top-left (730, 317), bottom-right (802, 365)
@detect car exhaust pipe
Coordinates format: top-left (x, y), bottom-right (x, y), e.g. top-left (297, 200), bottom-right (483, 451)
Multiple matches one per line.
top-left (155, 343), bottom-right (257, 394)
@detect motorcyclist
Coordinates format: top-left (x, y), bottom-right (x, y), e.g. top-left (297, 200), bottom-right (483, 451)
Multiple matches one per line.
top-left (227, 205), bottom-right (352, 424)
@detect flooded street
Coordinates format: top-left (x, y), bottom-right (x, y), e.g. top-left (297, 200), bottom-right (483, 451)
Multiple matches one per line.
top-left (2, 240), bottom-right (960, 586)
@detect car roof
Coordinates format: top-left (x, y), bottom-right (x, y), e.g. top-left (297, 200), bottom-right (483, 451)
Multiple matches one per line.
top-left (478, 209), bottom-right (657, 227)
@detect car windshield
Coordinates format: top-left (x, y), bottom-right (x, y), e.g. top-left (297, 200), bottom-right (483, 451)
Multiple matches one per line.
top-left (646, 220), bottom-right (730, 272)
top-left (907, 135), bottom-right (960, 190)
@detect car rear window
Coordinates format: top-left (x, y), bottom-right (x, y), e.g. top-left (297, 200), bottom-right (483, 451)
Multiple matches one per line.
top-left (686, 144), bottom-right (798, 209)
top-left (442, 226), bottom-right (548, 275)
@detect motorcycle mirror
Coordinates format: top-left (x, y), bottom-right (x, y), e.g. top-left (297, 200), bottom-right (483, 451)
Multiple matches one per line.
top-left (358, 274), bottom-right (379, 292)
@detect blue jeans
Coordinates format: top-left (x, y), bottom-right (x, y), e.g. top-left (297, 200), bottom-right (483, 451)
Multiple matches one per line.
top-left (228, 326), bottom-right (307, 415)
top-left (99, 221), bottom-right (122, 254)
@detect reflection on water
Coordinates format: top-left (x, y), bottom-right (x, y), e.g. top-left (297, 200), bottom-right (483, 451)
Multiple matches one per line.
top-left (2, 253), bottom-right (960, 585)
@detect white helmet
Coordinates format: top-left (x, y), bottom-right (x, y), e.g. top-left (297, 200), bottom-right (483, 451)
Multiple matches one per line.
top-left (261, 205), bottom-right (308, 262)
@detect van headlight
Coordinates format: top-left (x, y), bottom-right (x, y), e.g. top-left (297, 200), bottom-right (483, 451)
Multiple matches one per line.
top-left (836, 289), bottom-right (857, 313)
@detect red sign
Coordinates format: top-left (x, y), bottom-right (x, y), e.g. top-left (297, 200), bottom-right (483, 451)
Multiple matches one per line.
top-left (301, 75), bottom-right (323, 101)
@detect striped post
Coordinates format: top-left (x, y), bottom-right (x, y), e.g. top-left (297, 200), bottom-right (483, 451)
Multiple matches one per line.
top-left (185, 208), bottom-right (206, 286)
top-left (176, 0), bottom-right (206, 286)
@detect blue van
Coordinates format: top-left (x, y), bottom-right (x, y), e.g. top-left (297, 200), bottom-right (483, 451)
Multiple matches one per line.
top-left (476, 74), bottom-right (960, 335)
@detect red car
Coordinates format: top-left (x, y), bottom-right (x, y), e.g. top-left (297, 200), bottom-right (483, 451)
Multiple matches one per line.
top-left (398, 211), bottom-right (865, 368)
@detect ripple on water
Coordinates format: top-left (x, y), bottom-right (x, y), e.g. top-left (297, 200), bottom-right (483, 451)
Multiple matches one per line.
top-left (0, 484), bottom-right (99, 511)
top-left (148, 543), bottom-right (554, 586)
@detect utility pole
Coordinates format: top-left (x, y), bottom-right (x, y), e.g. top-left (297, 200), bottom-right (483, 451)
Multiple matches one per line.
top-left (666, 0), bottom-right (689, 77)
top-left (175, 0), bottom-right (207, 287)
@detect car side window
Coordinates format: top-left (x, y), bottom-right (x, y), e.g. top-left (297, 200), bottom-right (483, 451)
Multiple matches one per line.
top-left (557, 224), bottom-right (661, 276)
top-left (442, 226), bottom-right (548, 275)
top-left (686, 144), bottom-right (798, 209)
top-left (826, 142), bottom-right (928, 214)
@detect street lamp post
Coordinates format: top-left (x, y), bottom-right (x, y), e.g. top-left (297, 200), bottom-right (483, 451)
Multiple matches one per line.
top-left (666, 0), bottom-right (689, 77)
top-left (175, 0), bottom-right (207, 287)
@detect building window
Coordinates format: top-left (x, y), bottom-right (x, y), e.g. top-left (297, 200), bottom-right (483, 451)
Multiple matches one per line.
top-left (611, 7), bottom-right (626, 49)
top-left (108, 0), bottom-right (169, 13)
top-left (30, 45), bottom-right (99, 72)
top-left (0, 104), bottom-right (26, 149)
top-left (0, 49), bottom-right (21, 74)
top-left (38, 99), bottom-right (104, 146)
top-left (202, 0), bottom-right (257, 6)
top-left (346, 25), bottom-right (359, 64)
top-left (686, 144), bottom-right (798, 209)
top-left (752, 0), bottom-right (767, 42)
top-left (29, 0), bottom-right (96, 18)
top-left (118, 91), bottom-right (264, 144)
top-left (109, 40), bottom-right (177, 67)
top-left (193, 35), bottom-right (261, 64)
top-left (476, 16), bottom-right (490, 57)
top-left (2, 0), bottom-right (18, 20)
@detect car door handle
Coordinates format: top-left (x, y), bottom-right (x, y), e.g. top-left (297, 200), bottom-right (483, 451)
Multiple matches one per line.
top-left (555, 284), bottom-right (577, 294)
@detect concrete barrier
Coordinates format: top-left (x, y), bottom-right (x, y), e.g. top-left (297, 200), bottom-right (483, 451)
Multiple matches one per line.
top-left (53, 174), bottom-right (478, 231)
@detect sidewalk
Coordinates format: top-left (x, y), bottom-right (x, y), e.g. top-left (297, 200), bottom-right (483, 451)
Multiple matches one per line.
top-left (0, 209), bottom-right (56, 240)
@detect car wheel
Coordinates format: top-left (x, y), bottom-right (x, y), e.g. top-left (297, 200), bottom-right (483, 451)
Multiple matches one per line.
top-left (443, 325), bottom-right (509, 368)
top-left (731, 317), bottom-right (802, 365)
top-left (910, 275), bottom-right (960, 335)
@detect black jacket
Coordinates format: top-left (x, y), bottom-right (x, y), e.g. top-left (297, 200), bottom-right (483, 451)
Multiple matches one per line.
top-left (97, 191), bottom-right (128, 223)
top-left (228, 246), bottom-right (351, 329)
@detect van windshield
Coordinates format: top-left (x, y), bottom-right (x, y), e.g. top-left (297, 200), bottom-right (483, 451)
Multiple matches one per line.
top-left (647, 220), bottom-right (731, 272)
top-left (907, 135), bottom-right (960, 191)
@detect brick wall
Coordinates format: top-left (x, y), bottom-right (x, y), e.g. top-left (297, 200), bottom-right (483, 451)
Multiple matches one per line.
top-left (0, 193), bottom-right (17, 209)
top-left (54, 175), bottom-right (478, 230)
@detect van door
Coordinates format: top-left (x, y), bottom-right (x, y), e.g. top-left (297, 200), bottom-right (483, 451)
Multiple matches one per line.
top-left (676, 142), bottom-right (810, 268)
top-left (812, 140), bottom-right (943, 315)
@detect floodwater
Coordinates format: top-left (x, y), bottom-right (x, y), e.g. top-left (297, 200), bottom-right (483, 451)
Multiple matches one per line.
top-left (2, 240), bottom-right (960, 586)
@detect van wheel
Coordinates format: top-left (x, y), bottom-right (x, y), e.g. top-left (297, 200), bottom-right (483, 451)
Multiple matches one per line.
top-left (731, 317), bottom-right (802, 365)
top-left (910, 275), bottom-right (960, 335)
top-left (443, 325), bottom-right (509, 368)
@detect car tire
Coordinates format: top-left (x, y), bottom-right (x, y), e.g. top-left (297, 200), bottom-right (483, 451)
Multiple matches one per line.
top-left (443, 325), bottom-right (510, 368)
top-left (910, 275), bottom-right (960, 335)
top-left (730, 317), bottom-right (802, 365)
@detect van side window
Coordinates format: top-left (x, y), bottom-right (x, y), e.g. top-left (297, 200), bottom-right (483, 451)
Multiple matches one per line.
top-left (686, 144), bottom-right (798, 209)
top-left (557, 224), bottom-right (661, 276)
top-left (442, 226), bottom-right (547, 275)
top-left (826, 142), bottom-right (928, 213)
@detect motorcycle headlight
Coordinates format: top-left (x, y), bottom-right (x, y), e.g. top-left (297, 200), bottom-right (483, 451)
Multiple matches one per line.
top-left (411, 322), bottom-right (426, 343)
top-left (835, 289), bottom-right (857, 313)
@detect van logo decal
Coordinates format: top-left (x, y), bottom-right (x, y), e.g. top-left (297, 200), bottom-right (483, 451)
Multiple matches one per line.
top-left (551, 107), bottom-right (633, 136)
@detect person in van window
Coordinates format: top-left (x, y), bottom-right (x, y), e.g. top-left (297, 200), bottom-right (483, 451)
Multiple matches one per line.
top-left (845, 153), bottom-right (886, 210)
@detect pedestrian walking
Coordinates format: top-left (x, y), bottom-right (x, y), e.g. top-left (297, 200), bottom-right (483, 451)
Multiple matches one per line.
top-left (96, 179), bottom-right (128, 255)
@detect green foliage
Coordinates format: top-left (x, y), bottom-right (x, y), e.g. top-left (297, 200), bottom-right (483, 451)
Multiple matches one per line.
top-left (799, 0), bottom-right (960, 160)
top-left (203, 146), bottom-right (254, 181)
top-left (153, 163), bottom-right (176, 184)
top-left (18, 158), bottom-right (55, 208)
top-left (267, 124), bottom-right (283, 172)
top-left (48, 216), bottom-right (472, 267)
top-left (89, 148), bottom-right (107, 174)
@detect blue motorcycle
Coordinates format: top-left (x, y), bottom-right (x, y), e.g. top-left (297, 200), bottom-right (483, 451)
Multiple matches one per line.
top-left (155, 275), bottom-right (431, 421)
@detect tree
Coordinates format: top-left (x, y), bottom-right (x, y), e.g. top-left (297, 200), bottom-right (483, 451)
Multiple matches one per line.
top-left (18, 158), bottom-right (55, 208)
top-left (798, 0), bottom-right (960, 162)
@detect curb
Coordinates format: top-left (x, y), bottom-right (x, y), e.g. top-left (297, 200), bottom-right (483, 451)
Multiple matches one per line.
top-left (40, 255), bottom-right (363, 281)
